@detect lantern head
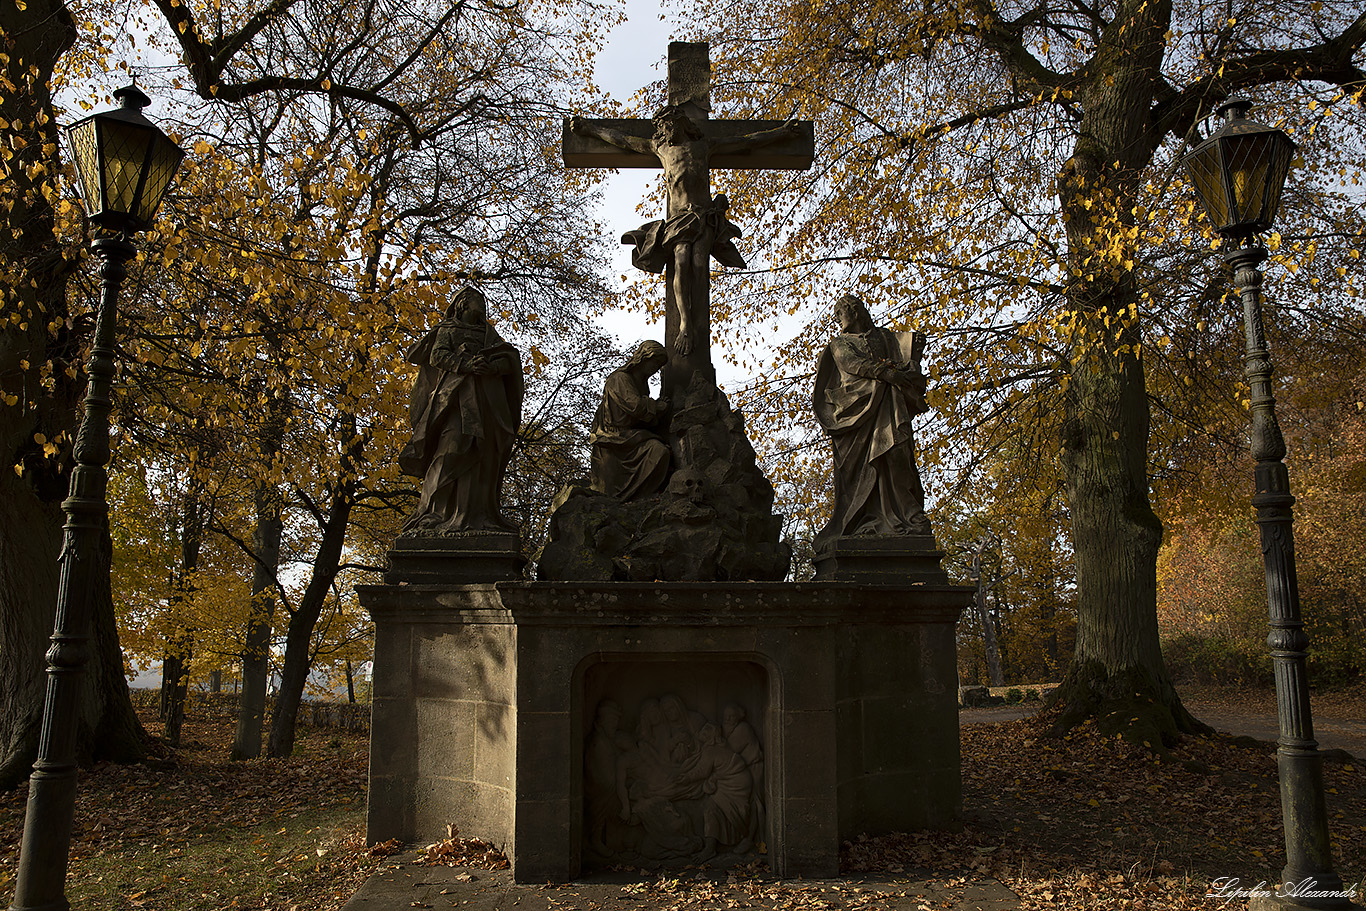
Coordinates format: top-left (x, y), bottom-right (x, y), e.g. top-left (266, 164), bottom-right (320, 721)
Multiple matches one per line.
top-left (65, 85), bottom-right (184, 234)
top-left (1182, 98), bottom-right (1296, 240)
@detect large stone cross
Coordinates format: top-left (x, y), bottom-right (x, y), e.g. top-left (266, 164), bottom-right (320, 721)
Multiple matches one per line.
top-left (564, 41), bottom-right (814, 396)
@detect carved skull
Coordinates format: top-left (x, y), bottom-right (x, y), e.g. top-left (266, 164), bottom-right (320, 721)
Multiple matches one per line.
top-left (667, 469), bottom-right (706, 504)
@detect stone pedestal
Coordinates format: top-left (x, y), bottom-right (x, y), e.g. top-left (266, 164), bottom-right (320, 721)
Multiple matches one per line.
top-left (358, 580), bottom-right (969, 882)
top-left (385, 533), bottom-right (526, 584)
top-left (813, 535), bottom-right (948, 584)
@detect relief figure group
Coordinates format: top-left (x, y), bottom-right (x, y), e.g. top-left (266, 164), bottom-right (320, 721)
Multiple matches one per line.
top-left (585, 696), bottom-right (764, 865)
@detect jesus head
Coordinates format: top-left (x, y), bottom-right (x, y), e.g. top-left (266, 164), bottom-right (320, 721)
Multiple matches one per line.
top-left (653, 105), bottom-right (704, 145)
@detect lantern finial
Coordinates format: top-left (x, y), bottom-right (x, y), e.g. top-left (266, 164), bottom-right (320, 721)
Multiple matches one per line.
top-left (1215, 96), bottom-right (1253, 122)
top-left (113, 84), bottom-right (152, 112)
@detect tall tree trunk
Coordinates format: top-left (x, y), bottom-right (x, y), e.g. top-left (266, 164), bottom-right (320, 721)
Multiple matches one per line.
top-left (267, 480), bottom-right (355, 758)
top-left (0, 475), bottom-right (65, 790)
top-left (268, 412), bottom-right (362, 758)
top-left (231, 482), bottom-right (283, 760)
top-left (971, 545), bottom-right (1005, 686)
top-left (0, 5), bottom-right (146, 788)
top-left (345, 660), bottom-right (356, 705)
top-left (1049, 0), bottom-right (1206, 746)
top-left (89, 529), bottom-right (147, 763)
top-left (1041, 519), bottom-right (1061, 673)
top-left (232, 386), bottom-right (288, 761)
top-left (161, 485), bottom-right (204, 747)
top-left (160, 633), bottom-right (192, 746)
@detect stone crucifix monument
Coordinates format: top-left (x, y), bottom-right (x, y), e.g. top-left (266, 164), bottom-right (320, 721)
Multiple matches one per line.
top-left (359, 41), bottom-right (969, 885)
top-left (539, 43), bottom-right (813, 582)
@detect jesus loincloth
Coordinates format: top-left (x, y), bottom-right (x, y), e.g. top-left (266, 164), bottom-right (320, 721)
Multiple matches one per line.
top-left (621, 202), bottom-right (746, 274)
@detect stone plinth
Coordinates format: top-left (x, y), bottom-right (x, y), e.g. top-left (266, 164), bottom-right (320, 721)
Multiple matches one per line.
top-left (358, 580), bottom-right (968, 882)
top-left (813, 535), bottom-right (948, 584)
top-left (385, 533), bottom-right (526, 585)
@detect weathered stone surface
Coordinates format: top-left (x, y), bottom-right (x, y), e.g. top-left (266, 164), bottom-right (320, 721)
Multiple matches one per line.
top-left (813, 534), bottom-right (948, 583)
top-left (358, 580), bottom-right (970, 882)
top-left (364, 614), bottom-right (517, 852)
top-left (813, 294), bottom-right (931, 557)
top-left (589, 341), bottom-right (672, 502)
top-left (582, 678), bottom-right (766, 869)
top-left (539, 378), bottom-right (790, 582)
top-left (959, 685), bottom-right (991, 708)
top-left (399, 286), bottom-right (523, 535)
top-left (386, 532), bottom-right (526, 584)
top-left (563, 42), bottom-right (814, 396)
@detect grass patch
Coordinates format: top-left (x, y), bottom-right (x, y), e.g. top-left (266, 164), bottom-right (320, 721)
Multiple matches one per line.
top-left (1, 705), bottom-right (378, 911)
top-left (69, 805), bottom-right (366, 911)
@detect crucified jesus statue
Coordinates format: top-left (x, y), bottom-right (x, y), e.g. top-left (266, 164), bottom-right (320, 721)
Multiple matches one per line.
top-left (571, 106), bottom-right (803, 357)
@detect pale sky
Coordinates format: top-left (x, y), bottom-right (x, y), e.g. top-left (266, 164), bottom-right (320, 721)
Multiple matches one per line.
top-left (585, 0), bottom-right (677, 350)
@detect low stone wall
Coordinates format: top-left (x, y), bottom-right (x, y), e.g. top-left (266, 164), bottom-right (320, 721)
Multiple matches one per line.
top-left (299, 701), bottom-right (371, 732)
top-left (129, 689), bottom-right (371, 732)
top-left (958, 683), bottom-right (1057, 707)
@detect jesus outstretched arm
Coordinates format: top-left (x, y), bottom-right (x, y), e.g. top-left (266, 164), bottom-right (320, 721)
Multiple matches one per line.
top-left (569, 117), bottom-right (654, 156)
top-left (709, 120), bottom-right (805, 156)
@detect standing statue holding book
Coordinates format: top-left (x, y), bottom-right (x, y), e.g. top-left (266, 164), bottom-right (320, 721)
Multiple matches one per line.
top-left (813, 293), bottom-right (931, 557)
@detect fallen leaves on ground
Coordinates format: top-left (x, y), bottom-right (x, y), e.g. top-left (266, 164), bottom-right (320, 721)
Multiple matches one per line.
top-left (0, 704), bottom-right (380, 910)
top-left (0, 686), bottom-right (1361, 910)
top-left (418, 827), bottom-right (510, 868)
top-left (844, 691), bottom-right (1364, 911)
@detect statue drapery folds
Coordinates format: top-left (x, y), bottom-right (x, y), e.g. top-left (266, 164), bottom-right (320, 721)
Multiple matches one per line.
top-left (813, 294), bottom-right (931, 555)
top-left (400, 286), bottom-right (523, 534)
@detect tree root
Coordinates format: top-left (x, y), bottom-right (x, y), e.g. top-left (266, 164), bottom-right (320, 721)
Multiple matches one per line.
top-left (1045, 660), bottom-right (1212, 759)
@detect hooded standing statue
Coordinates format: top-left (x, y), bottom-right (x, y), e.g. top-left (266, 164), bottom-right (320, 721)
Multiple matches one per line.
top-left (399, 286), bottom-right (524, 534)
top-left (813, 293), bottom-right (931, 556)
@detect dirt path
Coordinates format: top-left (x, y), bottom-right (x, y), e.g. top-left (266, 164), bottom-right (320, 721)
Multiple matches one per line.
top-left (960, 685), bottom-right (1365, 758)
top-left (1180, 686), bottom-right (1366, 757)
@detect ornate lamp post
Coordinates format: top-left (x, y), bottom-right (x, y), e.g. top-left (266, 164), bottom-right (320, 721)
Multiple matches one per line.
top-left (1183, 99), bottom-right (1357, 911)
top-left (10, 85), bottom-right (182, 911)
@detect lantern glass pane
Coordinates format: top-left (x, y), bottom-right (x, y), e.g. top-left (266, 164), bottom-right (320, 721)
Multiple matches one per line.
top-left (134, 137), bottom-right (184, 226)
top-left (99, 118), bottom-right (157, 219)
top-left (66, 118), bottom-right (103, 215)
top-left (1184, 142), bottom-right (1230, 228)
top-left (1262, 138), bottom-right (1293, 224)
top-left (1223, 133), bottom-right (1275, 228)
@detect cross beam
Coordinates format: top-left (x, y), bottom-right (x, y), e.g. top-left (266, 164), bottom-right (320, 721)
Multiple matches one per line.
top-left (563, 42), bottom-right (814, 170)
top-left (563, 41), bottom-right (815, 396)
top-left (563, 118), bottom-right (815, 170)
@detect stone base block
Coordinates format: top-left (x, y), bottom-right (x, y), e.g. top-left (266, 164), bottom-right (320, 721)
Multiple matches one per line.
top-left (385, 533), bottom-right (526, 584)
top-left (813, 535), bottom-right (948, 584)
top-left (359, 580), bottom-right (969, 883)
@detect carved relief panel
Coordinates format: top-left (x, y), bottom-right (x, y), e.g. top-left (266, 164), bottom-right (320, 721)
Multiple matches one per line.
top-left (582, 660), bottom-right (767, 869)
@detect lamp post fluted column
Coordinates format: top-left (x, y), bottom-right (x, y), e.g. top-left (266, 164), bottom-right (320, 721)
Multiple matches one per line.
top-left (1182, 96), bottom-right (1360, 911)
top-left (1228, 240), bottom-right (1351, 911)
top-left (11, 234), bottom-right (135, 911)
